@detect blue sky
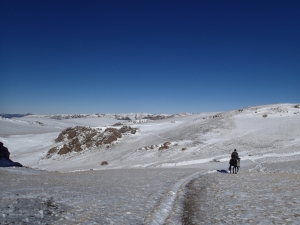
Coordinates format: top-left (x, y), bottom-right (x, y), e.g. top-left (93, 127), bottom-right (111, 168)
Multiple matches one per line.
top-left (1, 0), bottom-right (299, 114)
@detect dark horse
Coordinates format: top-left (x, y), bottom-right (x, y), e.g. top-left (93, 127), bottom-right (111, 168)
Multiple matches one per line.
top-left (229, 158), bottom-right (240, 174)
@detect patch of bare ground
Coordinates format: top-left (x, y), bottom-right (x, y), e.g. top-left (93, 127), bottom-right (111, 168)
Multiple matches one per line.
top-left (182, 175), bottom-right (214, 225)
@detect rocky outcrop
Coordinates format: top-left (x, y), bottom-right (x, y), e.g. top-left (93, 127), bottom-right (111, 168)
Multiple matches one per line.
top-left (142, 115), bottom-right (171, 120)
top-left (47, 126), bottom-right (138, 158)
top-left (101, 161), bottom-right (108, 166)
top-left (137, 141), bottom-right (176, 151)
top-left (119, 126), bottom-right (138, 134)
top-left (0, 158), bottom-right (23, 167)
top-left (158, 142), bottom-right (171, 150)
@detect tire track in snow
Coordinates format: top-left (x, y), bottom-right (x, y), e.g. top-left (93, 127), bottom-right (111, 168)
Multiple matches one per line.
top-left (145, 170), bottom-right (206, 225)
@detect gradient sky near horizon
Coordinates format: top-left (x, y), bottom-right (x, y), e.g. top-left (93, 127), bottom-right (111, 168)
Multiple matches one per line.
top-left (1, 0), bottom-right (299, 114)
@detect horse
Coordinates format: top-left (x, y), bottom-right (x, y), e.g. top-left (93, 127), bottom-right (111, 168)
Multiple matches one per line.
top-left (229, 158), bottom-right (240, 174)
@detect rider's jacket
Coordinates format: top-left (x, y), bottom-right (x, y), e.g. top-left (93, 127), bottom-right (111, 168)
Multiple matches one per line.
top-left (231, 151), bottom-right (239, 159)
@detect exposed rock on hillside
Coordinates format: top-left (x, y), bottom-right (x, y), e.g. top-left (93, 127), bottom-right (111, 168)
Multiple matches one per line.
top-left (101, 161), bottom-right (108, 166)
top-left (158, 142), bottom-right (171, 150)
top-left (142, 115), bottom-right (171, 120)
top-left (0, 158), bottom-right (23, 167)
top-left (47, 126), bottom-right (138, 158)
top-left (119, 126), bottom-right (138, 134)
top-left (137, 141), bottom-right (177, 151)
top-left (271, 107), bottom-right (288, 113)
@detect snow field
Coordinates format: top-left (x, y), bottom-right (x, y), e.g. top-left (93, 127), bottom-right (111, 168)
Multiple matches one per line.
top-left (0, 167), bottom-right (201, 225)
top-left (1, 103), bottom-right (300, 224)
top-left (183, 165), bottom-right (300, 224)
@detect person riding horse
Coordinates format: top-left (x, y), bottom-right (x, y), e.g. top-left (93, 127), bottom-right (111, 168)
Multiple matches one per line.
top-left (231, 149), bottom-right (239, 160)
top-left (229, 149), bottom-right (240, 173)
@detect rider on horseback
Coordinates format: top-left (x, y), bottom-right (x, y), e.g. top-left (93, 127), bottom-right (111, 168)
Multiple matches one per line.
top-left (231, 149), bottom-right (239, 160)
top-left (229, 149), bottom-right (240, 174)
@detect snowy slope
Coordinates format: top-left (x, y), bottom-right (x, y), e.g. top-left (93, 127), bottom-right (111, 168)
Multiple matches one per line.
top-left (1, 103), bottom-right (300, 172)
top-left (1, 103), bottom-right (300, 224)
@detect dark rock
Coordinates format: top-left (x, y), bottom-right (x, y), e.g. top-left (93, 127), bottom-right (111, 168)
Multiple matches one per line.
top-left (119, 126), bottom-right (138, 134)
top-left (101, 161), bottom-right (108, 166)
top-left (57, 144), bottom-right (71, 155)
top-left (0, 158), bottom-right (23, 167)
top-left (158, 142), bottom-right (171, 151)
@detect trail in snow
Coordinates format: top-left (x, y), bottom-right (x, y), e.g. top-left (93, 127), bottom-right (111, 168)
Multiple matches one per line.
top-left (153, 151), bottom-right (300, 168)
top-left (1, 103), bottom-right (300, 224)
top-left (145, 170), bottom-right (206, 225)
top-left (0, 167), bottom-right (202, 225)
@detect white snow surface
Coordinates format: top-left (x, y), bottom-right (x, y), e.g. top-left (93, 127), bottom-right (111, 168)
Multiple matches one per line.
top-left (1, 103), bottom-right (300, 224)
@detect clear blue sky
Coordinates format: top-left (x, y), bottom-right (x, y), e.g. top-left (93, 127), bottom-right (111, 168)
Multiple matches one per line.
top-left (1, 0), bottom-right (299, 114)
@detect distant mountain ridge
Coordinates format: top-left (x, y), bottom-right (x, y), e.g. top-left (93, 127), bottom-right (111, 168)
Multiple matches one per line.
top-left (24, 112), bottom-right (194, 120)
top-left (0, 113), bottom-right (33, 119)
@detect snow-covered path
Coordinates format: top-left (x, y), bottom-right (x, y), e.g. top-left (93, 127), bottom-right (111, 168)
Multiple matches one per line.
top-left (0, 167), bottom-right (201, 225)
top-left (145, 170), bottom-right (206, 225)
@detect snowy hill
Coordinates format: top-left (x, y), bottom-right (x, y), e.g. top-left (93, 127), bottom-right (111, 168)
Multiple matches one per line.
top-left (1, 103), bottom-right (300, 224)
top-left (1, 103), bottom-right (299, 172)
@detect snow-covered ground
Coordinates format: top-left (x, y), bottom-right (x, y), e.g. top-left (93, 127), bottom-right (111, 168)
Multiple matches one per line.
top-left (1, 103), bottom-right (300, 224)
